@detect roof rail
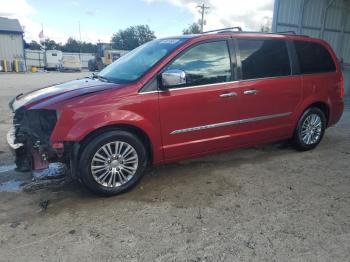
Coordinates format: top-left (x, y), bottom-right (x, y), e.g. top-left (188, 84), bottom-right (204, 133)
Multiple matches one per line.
top-left (202, 27), bottom-right (243, 34)
top-left (276, 31), bottom-right (310, 37)
top-left (200, 27), bottom-right (310, 38)
top-left (277, 31), bottom-right (296, 35)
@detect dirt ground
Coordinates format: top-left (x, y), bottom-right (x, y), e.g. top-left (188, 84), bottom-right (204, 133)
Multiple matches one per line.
top-left (0, 72), bottom-right (349, 262)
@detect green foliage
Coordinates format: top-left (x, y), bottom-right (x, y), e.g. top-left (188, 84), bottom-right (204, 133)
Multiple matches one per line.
top-left (26, 25), bottom-right (156, 53)
top-left (81, 42), bottom-right (97, 53)
top-left (61, 37), bottom-right (98, 53)
top-left (27, 40), bottom-right (42, 50)
top-left (41, 38), bottom-right (62, 50)
top-left (183, 23), bottom-right (201, 35)
top-left (61, 37), bottom-right (80, 52)
top-left (26, 38), bottom-right (98, 53)
top-left (111, 25), bottom-right (156, 50)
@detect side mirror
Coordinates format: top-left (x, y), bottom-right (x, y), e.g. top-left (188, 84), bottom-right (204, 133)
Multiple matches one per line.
top-left (161, 69), bottom-right (186, 88)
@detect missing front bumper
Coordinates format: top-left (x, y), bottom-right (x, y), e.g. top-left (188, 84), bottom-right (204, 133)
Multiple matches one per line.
top-left (8, 108), bottom-right (59, 172)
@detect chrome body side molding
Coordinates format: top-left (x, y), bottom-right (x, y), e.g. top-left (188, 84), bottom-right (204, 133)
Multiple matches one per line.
top-left (170, 112), bottom-right (292, 135)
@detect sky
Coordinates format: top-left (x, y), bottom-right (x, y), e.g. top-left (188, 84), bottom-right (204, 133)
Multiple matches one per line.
top-left (0, 0), bottom-right (274, 44)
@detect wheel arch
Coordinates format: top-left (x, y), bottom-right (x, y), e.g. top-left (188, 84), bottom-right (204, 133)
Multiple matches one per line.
top-left (78, 123), bottom-right (153, 166)
top-left (292, 100), bottom-right (330, 135)
top-left (305, 101), bottom-right (330, 126)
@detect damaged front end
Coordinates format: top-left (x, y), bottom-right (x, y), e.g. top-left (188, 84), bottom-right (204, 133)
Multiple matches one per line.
top-left (7, 107), bottom-right (65, 175)
top-left (6, 78), bottom-right (119, 182)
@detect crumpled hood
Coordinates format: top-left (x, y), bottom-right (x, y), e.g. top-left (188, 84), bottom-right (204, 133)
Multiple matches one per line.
top-left (10, 78), bottom-right (119, 111)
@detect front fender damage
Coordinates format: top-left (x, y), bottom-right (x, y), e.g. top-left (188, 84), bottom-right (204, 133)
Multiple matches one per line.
top-left (8, 108), bottom-right (69, 181)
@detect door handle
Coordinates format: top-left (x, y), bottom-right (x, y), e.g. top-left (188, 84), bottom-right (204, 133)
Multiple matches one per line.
top-left (219, 92), bottom-right (237, 98)
top-left (243, 89), bottom-right (258, 95)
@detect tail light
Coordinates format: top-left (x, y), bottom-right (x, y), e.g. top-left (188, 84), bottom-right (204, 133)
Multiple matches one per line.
top-left (340, 73), bottom-right (345, 99)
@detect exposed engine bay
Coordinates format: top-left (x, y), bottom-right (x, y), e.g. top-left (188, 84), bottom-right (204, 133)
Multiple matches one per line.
top-left (8, 108), bottom-right (61, 172)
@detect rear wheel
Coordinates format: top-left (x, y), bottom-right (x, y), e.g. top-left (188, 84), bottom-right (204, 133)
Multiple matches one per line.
top-left (79, 130), bottom-right (148, 196)
top-left (293, 107), bottom-right (326, 151)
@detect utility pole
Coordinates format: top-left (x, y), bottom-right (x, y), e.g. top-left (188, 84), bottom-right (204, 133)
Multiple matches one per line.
top-left (78, 21), bottom-right (82, 63)
top-left (197, 3), bottom-right (210, 33)
top-left (40, 23), bottom-right (45, 68)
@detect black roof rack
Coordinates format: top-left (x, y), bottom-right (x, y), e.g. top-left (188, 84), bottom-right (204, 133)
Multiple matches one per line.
top-left (200, 27), bottom-right (309, 37)
top-left (277, 31), bottom-right (296, 35)
top-left (202, 27), bottom-right (243, 34)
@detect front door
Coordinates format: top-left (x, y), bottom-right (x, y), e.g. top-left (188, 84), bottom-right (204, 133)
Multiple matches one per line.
top-left (158, 40), bottom-right (241, 161)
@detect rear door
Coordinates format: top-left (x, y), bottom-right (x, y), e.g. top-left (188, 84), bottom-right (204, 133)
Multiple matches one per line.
top-left (158, 40), bottom-right (241, 161)
top-left (235, 38), bottom-right (302, 145)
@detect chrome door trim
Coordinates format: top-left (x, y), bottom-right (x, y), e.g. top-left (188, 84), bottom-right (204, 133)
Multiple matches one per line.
top-left (138, 80), bottom-right (240, 94)
top-left (166, 80), bottom-right (240, 92)
top-left (170, 112), bottom-right (292, 135)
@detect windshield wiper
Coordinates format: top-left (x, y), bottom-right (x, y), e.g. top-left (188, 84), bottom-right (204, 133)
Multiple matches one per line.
top-left (91, 73), bottom-right (110, 82)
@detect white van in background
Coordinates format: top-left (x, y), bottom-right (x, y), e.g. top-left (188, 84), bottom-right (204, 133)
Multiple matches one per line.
top-left (45, 50), bottom-right (63, 70)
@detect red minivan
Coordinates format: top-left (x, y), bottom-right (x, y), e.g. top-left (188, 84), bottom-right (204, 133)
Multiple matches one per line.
top-left (8, 29), bottom-right (344, 195)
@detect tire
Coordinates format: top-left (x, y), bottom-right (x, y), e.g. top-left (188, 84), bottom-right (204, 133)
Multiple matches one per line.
top-left (96, 60), bottom-right (104, 71)
top-left (293, 107), bottom-right (326, 151)
top-left (88, 59), bottom-right (96, 72)
top-left (79, 130), bottom-right (148, 196)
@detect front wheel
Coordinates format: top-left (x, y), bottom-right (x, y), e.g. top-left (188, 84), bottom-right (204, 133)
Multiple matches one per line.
top-left (293, 107), bottom-right (326, 151)
top-left (79, 131), bottom-right (148, 196)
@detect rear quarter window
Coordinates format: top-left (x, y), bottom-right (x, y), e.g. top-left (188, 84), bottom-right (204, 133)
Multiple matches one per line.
top-left (294, 41), bottom-right (336, 74)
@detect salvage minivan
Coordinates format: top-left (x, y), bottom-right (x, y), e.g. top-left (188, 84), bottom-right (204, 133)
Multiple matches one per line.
top-left (8, 29), bottom-right (344, 196)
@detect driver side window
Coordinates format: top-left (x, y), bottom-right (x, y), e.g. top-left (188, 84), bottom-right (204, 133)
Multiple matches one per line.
top-left (167, 40), bottom-right (232, 88)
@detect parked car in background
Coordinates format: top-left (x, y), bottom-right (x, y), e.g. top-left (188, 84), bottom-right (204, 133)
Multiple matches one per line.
top-left (8, 29), bottom-right (344, 196)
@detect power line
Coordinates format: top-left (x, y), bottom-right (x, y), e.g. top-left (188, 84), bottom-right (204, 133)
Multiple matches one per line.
top-left (196, 3), bottom-right (210, 33)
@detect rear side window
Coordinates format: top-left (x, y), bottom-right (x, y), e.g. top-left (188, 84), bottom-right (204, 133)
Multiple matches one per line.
top-left (238, 39), bottom-right (291, 80)
top-left (294, 41), bottom-right (336, 74)
top-left (167, 40), bottom-right (232, 87)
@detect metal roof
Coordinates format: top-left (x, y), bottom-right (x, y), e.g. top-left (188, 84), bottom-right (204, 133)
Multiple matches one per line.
top-left (0, 17), bottom-right (23, 34)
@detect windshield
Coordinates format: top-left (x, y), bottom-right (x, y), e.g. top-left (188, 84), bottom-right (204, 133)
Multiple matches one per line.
top-left (98, 38), bottom-right (188, 83)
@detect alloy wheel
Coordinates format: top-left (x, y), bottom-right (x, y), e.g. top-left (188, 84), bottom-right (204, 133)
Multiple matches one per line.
top-left (90, 141), bottom-right (139, 188)
top-left (300, 113), bottom-right (322, 145)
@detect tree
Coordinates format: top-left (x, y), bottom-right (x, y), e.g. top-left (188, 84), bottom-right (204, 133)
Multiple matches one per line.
top-left (183, 23), bottom-right (201, 35)
top-left (25, 37), bottom-right (98, 53)
top-left (260, 24), bottom-right (271, 33)
top-left (27, 40), bottom-right (42, 50)
top-left (111, 25), bottom-right (156, 50)
top-left (80, 42), bottom-right (97, 53)
top-left (260, 17), bottom-right (272, 33)
top-left (41, 38), bottom-right (62, 50)
top-left (61, 38), bottom-right (97, 53)
top-left (61, 37), bottom-right (80, 52)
